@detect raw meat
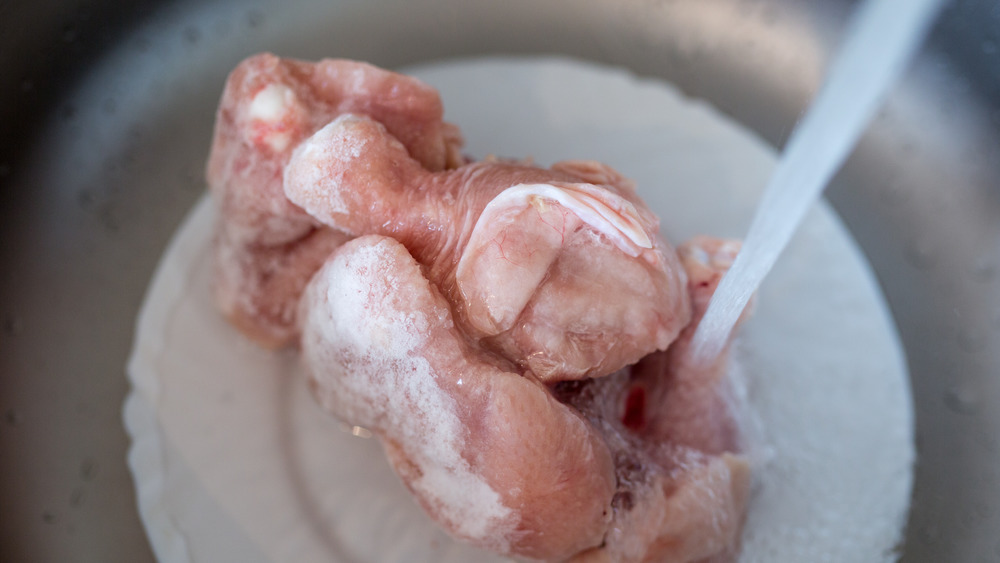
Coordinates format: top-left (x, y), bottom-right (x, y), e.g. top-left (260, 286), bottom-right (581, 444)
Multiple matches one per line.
top-left (209, 54), bottom-right (752, 563)
top-left (297, 234), bottom-right (749, 562)
top-left (561, 238), bottom-right (751, 563)
top-left (284, 114), bottom-right (690, 381)
top-left (299, 235), bottom-right (616, 560)
top-left (207, 53), bottom-right (463, 347)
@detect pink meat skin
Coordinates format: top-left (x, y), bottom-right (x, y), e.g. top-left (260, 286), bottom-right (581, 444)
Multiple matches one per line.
top-left (210, 54), bottom-right (754, 563)
top-left (284, 113), bottom-right (691, 381)
top-left (207, 53), bottom-right (463, 347)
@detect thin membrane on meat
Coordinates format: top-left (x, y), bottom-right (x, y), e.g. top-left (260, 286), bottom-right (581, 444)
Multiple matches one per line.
top-left (210, 55), bottom-right (754, 563)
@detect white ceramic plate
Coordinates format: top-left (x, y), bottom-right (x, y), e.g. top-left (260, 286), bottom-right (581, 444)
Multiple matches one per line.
top-left (125, 57), bottom-right (914, 563)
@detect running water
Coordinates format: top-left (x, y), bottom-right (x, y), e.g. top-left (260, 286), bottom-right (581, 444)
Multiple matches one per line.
top-left (689, 0), bottom-right (948, 364)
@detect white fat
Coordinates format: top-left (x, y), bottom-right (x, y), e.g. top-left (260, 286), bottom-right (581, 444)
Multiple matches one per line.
top-left (248, 83), bottom-right (295, 122)
top-left (247, 84), bottom-right (298, 152)
top-left (482, 183), bottom-right (652, 256)
top-left (303, 239), bottom-right (515, 544)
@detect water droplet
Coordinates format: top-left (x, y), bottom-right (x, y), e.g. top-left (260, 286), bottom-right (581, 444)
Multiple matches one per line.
top-left (99, 206), bottom-right (120, 233)
top-left (183, 25), bottom-right (201, 44)
top-left (77, 190), bottom-right (95, 208)
top-left (969, 258), bottom-right (996, 282)
top-left (62, 25), bottom-right (79, 43)
top-left (879, 180), bottom-right (910, 207)
top-left (80, 458), bottom-right (98, 481)
top-left (904, 239), bottom-right (936, 270)
top-left (943, 386), bottom-right (979, 415)
top-left (42, 511), bottom-right (57, 524)
top-left (4, 409), bottom-right (21, 427)
top-left (246, 10), bottom-right (264, 29)
top-left (957, 327), bottom-right (987, 353)
top-left (974, 502), bottom-right (993, 519)
top-left (127, 124), bottom-right (144, 141)
top-left (76, 401), bottom-right (95, 419)
top-left (70, 487), bottom-right (84, 507)
top-left (214, 19), bottom-right (232, 36)
top-left (340, 424), bottom-right (372, 439)
top-left (3, 316), bottom-right (23, 336)
top-left (917, 524), bottom-right (939, 545)
top-left (977, 430), bottom-right (999, 453)
top-left (761, 5), bottom-right (779, 24)
top-left (983, 40), bottom-right (998, 55)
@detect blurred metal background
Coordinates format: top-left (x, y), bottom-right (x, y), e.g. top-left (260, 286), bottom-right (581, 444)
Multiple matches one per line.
top-left (1, 0), bottom-right (998, 561)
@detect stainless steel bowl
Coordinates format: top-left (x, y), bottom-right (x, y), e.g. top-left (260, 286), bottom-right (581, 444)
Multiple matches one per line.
top-left (2, 0), bottom-right (998, 561)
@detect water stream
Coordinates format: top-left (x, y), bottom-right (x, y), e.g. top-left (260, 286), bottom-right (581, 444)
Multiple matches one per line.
top-left (690, 0), bottom-right (948, 364)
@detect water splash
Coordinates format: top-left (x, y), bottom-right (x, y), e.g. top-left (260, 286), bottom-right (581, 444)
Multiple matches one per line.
top-left (690, 0), bottom-right (948, 364)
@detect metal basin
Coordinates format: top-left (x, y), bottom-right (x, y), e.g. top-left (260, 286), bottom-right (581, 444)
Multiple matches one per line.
top-left (1, 0), bottom-right (998, 561)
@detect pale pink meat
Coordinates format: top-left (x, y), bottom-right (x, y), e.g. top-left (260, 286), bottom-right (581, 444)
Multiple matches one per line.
top-left (207, 53), bottom-right (463, 346)
top-left (210, 55), bottom-right (754, 563)
top-left (561, 238), bottom-right (752, 563)
top-left (300, 235), bottom-right (616, 560)
top-left (284, 113), bottom-right (690, 381)
top-left (297, 232), bottom-right (750, 562)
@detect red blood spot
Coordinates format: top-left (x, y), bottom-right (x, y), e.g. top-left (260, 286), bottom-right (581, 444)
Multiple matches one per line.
top-left (622, 386), bottom-right (646, 431)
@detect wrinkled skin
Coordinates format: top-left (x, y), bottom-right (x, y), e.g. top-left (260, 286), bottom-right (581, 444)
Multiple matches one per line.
top-left (207, 53), bottom-right (463, 347)
top-left (212, 55), bottom-right (753, 563)
top-left (284, 114), bottom-right (690, 381)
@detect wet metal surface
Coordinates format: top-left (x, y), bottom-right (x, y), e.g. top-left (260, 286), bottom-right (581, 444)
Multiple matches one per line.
top-left (1, 0), bottom-right (998, 561)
